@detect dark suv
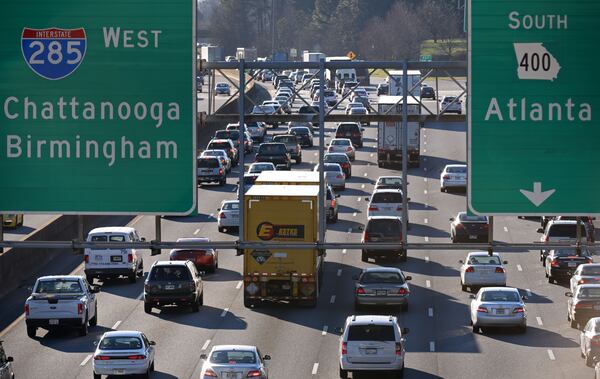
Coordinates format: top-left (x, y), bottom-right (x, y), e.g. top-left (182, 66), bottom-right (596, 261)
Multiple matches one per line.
top-left (361, 216), bottom-right (406, 262)
top-left (144, 260), bottom-right (204, 313)
top-left (335, 122), bottom-right (363, 148)
top-left (255, 143), bottom-right (291, 170)
top-left (272, 134), bottom-right (302, 164)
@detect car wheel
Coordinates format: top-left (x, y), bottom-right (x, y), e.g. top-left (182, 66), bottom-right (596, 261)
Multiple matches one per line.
top-left (396, 366), bottom-right (405, 378)
top-left (339, 366), bottom-right (348, 379)
top-left (361, 250), bottom-right (368, 263)
top-left (128, 272), bottom-right (137, 284)
top-left (26, 324), bottom-right (36, 338)
top-left (218, 226), bottom-right (225, 233)
top-left (461, 283), bottom-right (467, 292)
top-left (333, 213), bottom-right (338, 223)
top-left (79, 315), bottom-right (89, 336)
top-left (518, 325), bottom-right (527, 334)
top-left (570, 318), bottom-right (578, 329)
top-left (199, 292), bottom-right (204, 306)
top-left (191, 297), bottom-right (200, 313)
top-left (89, 305), bottom-right (98, 327)
top-left (86, 274), bottom-right (94, 284)
top-left (296, 157), bottom-right (302, 164)
top-left (244, 294), bottom-right (258, 308)
top-left (144, 302), bottom-right (152, 314)
top-left (548, 275), bottom-right (554, 284)
top-left (150, 360), bottom-right (155, 371)
top-left (93, 372), bottom-right (101, 379)
top-left (141, 367), bottom-right (150, 379)
top-left (472, 323), bottom-right (480, 333)
top-left (219, 178), bottom-right (226, 186)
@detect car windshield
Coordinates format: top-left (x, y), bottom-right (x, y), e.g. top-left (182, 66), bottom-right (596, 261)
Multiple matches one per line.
top-left (273, 136), bottom-right (296, 144)
top-left (554, 249), bottom-right (590, 257)
top-left (258, 144), bottom-right (286, 155)
top-left (548, 224), bottom-right (586, 238)
top-left (149, 266), bottom-right (191, 281)
top-left (222, 202), bottom-right (239, 211)
top-left (458, 214), bottom-right (488, 223)
top-left (209, 142), bottom-right (231, 151)
top-left (250, 164), bottom-right (274, 172)
top-left (216, 83), bottom-right (228, 88)
top-left (347, 325), bottom-right (395, 341)
top-left (444, 97), bottom-right (456, 101)
top-left (446, 166), bottom-right (467, 173)
top-left (582, 266), bottom-right (600, 275)
top-left (35, 279), bottom-right (83, 294)
top-left (350, 108), bottom-right (367, 114)
top-left (325, 155), bottom-right (347, 163)
top-left (378, 178), bottom-right (402, 187)
top-left (338, 124), bottom-right (359, 133)
top-left (209, 350), bottom-right (256, 364)
top-left (320, 164), bottom-right (341, 172)
top-left (290, 128), bottom-right (309, 135)
top-left (480, 291), bottom-right (520, 302)
top-left (366, 219), bottom-right (401, 235)
top-left (90, 234), bottom-right (126, 242)
top-left (371, 192), bottom-right (402, 203)
top-left (198, 159), bottom-right (220, 168)
top-left (361, 271), bottom-right (404, 284)
top-left (577, 287), bottom-right (600, 299)
top-left (468, 255), bottom-right (501, 265)
top-left (99, 336), bottom-right (142, 350)
top-left (331, 140), bottom-right (350, 146)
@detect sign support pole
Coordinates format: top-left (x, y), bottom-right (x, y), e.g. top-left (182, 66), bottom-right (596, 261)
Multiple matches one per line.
top-left (487, 216), bottom-right (494, 255)
top-left (318, 59), bottom-right (326, 245)
top-left (238, 60), bottom-right (246, 244)
top-left (401, 61), bottom-right (409, 258)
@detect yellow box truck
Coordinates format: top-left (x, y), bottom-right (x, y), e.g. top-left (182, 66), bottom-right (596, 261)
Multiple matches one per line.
top-left (255, 170), bottom-right (319, 185)
top-left (243, 184), bottom-right (323, 307)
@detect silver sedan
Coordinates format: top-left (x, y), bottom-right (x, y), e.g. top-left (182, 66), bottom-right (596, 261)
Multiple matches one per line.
top-left (327, 138), bottom-right (355, 161)
top-left (460, 252), bottom-right (507, 291)
top-left (314, 163), bottom-right (346, 190)
top-left (200, 345), bottom-right (270, 379)
top-left (353, 267), bottom-right (411, 311)
top-left (93, 330), bottom-right (156, 378)
top-left (470, 287), bottom-right (527, 334)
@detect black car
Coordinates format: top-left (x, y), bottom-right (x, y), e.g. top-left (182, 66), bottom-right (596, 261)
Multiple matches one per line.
top-left (335, 122), bottom-right (363, 148)
top-left (361, 216), bottom-right (405, 262)
top-left (144, 260), bottom-right (204, 313)
top-left (421, 86), bottom-right (435, 99)
top-left (255, 143), bottom-right (291, 170)
top-left (376, 83), bottom-right (389, 96)
top-left (324, 153), bottom-right (351, 178)
top-left (288, 126), bottom-right (313, 147)
top-left (450, 212), bottom-right (489, 243)
top-left (545, 248), bottom-right (593, 283)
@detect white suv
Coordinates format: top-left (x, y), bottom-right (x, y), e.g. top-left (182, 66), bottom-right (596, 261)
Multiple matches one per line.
top-left (84, 227), bottom-right (145, 284)
top-left (538, 220), bottom-right (591, 265)
top-left (338, 315), bottom-right (409, 378)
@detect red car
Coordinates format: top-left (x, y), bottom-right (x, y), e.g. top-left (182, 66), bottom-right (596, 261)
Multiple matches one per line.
top-left (169, 237), bottom-right (218, 273)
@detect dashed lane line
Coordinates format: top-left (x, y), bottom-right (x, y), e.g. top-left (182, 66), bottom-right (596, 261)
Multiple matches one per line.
top-left (322, 326), bottom-right (328, 336)
top-left (236, 281), bottom-right (243, 290)
top-left (342, 249), bottom-right (347, 255)
top-left (517, 264), bottom-right (523, 272)
top-left (503, 226), bottom-right (508, 232)
top-left (364, 172), bottom-right (368, 177)
top-left (357, 197), bottom-right (362, 202)
top-left (424, 178), bottom-right (428, 182)
top-left (337, 269), bottom-right (342, 277)
top-left (312, 363), bottom-right (319, 375)
top-left (193, 228), bottom-right (200, 235)
top-left (353, 212), bottom-right (357, 217)
top-left (220, 308), bottom-right (229, 317)
top-left (429, 341), bottom-right (435, 352)
top-left (361, 184), bottom-right (365, 189)
top-left (425, 256), bottom-right (430, 263)
top-left (536, 317), bottom-right (543, 326)
top-left (424, 190), bottom-right (428, 195)
top-left (80, 354), bottom-right (93, 366)
top-left (111, 320), bottom-right (122, 330)
top-left (428, 308), bottom-right (434, 317)
top-left (202, 339), bottom-right (211, 351)
top-left (424, 237), bottom-right (429, 242)
top-left (330, 295), bottom-right (336, 304)
top-left (424, 218), bottom-right (429, 224)
top-left (426, 280), bottom-right (431, 288)
top-left (547, 349), bottom-right (555, 360)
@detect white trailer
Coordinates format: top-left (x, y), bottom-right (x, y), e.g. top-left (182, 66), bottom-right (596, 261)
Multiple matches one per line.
top-left (303, 52), bottom-right (325, 74)
top-left (387, 70), bottom-right (422, 97)
top-left (377, 96), bottom-right (421, 168)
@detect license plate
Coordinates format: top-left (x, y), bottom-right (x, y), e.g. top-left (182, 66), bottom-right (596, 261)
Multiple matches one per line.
top-left (111, 255), bottom-right (122, 262)
top-left (469, 235), bottom-right (477, 240)
top-left (376, 290), bottom-right (387, 296)
top-left (495, 309), bottom-right (505, 315)
top-left (49, 319), bottom-right (59, 325)
top-left (114, 369), bottom-right (125, 374)
top-left (366, 348), bottom-right (377, 355)
top-left (282, 284), bottom-right (291, 290)
top-left (568, 262), bottom-right (577, 268)
top-left (226, 373), bottom-right (239, 379)
top-left (165, 285), bottom-right (175, 290)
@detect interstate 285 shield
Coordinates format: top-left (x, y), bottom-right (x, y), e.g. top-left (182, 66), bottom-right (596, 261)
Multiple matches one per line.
top-left (21, 27), bottom-right (87, 80)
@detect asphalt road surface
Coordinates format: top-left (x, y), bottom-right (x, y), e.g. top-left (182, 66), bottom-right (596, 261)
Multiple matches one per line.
top-left (0, 78), bottom-right (592, 379)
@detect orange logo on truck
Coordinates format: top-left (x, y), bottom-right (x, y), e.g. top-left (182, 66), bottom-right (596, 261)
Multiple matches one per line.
top-left (257, 222), bottom-right (275, 240)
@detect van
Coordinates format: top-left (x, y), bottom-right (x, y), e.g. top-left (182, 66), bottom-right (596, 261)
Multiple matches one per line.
top-left (84, 227), bottom-right (145, 284)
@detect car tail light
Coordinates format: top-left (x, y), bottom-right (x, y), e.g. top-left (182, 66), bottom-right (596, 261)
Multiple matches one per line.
top-left (368, 205), bottom-right (378, 211)
top-left (77, 303), bottom-right (84, 314)
top-left (542, 235), bottom-right (549, 242)
top-left (579, 279), bottom-right (587, 285)
top-left (398, 287), bottom-right (408, 295)
top-left (455, 224), bottom-right (464, 230)
top-left (356, 287), bottom-right (366, 295)
top-left (127, 355), bottom-right (146, 360)
top-left (592, 337), bottom-right (600, 346)
top-left (94, 355), bottom-right (111, 361)
top-left (346, 147), bottom-right (352, 152)
top-left (363, 233), bottom-right (370, 242)
top-left (84, 255), bottom-right (89, 263)
top-left (495, 267), bottom-right (505, 273)
top-left (395, 342), bottom-right (402, 356)
top-left (443, 175), bottom-right (450, 179)
top-left (477, 306), bottom-right (488, 313)
top-left (330, 199), bottom-right (335, 207)
top-left (512, 307), bottom-right (524, 314)
top-left (24, 304), bottom-right (29, 316)
top-left (219, 169), bottom-right (223, 175)
top-left (341, 342), bottom-right (347, 355)
top-left (465, 266), bottom-right (474, 273)
top-left (128, 254), bottom-right (133, 263)
top-left (336, 174), bottom-right (344, 179)
top-left (203, 369), bottom-right (218, 377)
top-left (218, 212), bottom-right (226, 219)
top-left (247, 370), bottom-right (262, 377)
top-left (550, 260), bottom-right (559, 268)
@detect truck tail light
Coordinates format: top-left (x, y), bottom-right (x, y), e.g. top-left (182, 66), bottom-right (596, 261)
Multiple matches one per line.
top-left (246, 370), bottom-right (262, 377)
top-left (550, 260), bottom-right (559, 268)
top-left (218, 212), bottom-right (226, 219)
top-left (128, 254), bottom-right (133, 263)
top-left (395, 342), bottom-right (402, 355)
top-left (512, 307), bottom-right (524, 314)
top-left (24, 304), bottom-right (29, 316)
top-left (341, 342), bottom-right (347, 355)
top-left (495, 267), bottom-right (505, 273)
top-left (84, 255), bottom-right (89, 263)
top-left (77, 303), bottom-right (84, 314)
top-left (477, 306), bottom-right (488, 313)
top-left (465, 266), bottom-right (474, 273)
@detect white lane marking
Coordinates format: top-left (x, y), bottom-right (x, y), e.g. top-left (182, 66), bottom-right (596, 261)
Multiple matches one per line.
top-left (236, 281), bottom-right (243, 290)
top-left (361, 184), bottom-right (365, 189)
top-left (424, 141), bottom-right (427, 145)
top-left (526, 288), bottom-right (532, 297)
top-left (425, 256), bottom-right (430, 263)
top-left (547, 349), bottom-right (555, 360)
top-left (209, 213), bottom-right (215, 219)
top-left (337, 269), bottom-right (342, 277)
top-left (423, 149), bottom-right (427, 153)
top-left (220, 308), bottom-right (229, 317)
top-left (80, 354), bottom-right (93, 366)
top-left (314, 152), bottom-right (318, 156)
top-left (424, 218), bottom-right (429, 224)
top-left (424, 190), bottom-right (428, 195)
top-left (503, 226), bottom-right (508, 232)
top-left (364, 172), bottom-right (368, 177)
top-left (111, 320), bottom-right (122, 330)
top-left (202, 339), bottom-right (211, 351)
top-left (193, 228), bottom-right (200, 235)
top-left (136, 292), bottom-right (144, 300)
top-left (370, 153), bottom-right (374, 158)
top-left (426, 280), bottom-right (431, 288)
top-left (517, 264), bottom-right (523, 272)
top-left (428, 307), bottom-right (434, 317)
top-left (330, 295), bottom-right (336, 304)
top-left (347, 228), bottom-right (352, 234)
top-left (357, 197), bottom-right (362, 202)
top-left (424, 177), bottom-right (428, 182)
top-left (429, 341), bottom-right (435, 352)
top-left (342, 249), bottom-right (347, 254)
top-left (536, 317), bottom-right (543, 326)
top-left (353, 212), bottom-right (357, 217)
top-left (424, 167), bottom-right (428, 172)
top-left (424, 236), bottom-right (429, 242)
top-left (312, 363), bottom-right (319, 375)
top-left (322, 325), bottom-right (328, 336)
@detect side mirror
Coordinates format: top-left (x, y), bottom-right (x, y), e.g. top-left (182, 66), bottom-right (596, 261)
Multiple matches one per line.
top-left (405, 275), bottom-right (412, 281)
top-left (401, 327), bottom-right (410, 335)
top-left (93, 340), bottom-right (99, 346)
top-left (91, 286), bottom-right (100, 294)
top-left (503, 260), bottom-right (508, 264)
top-left (217, 208), bottom-right (221, 211)
top-left (6, 357), bottom-right (13, 362)
top-left (358, 226), bottom-right (364, 231)
top-left (199, 271), bottom-right (206, 277)
top-left (449, 217), bottom-right (455, 221)
top-left (334, 327), bottom-right (344, 335)
top-left (335, 194), bottom-right (340, 198)
top-left (141, 237), bottom-right (146, 242)
top-left (469, 294), bottom-right (476, 299)
top-left (352, 274), bottom-right (359, 280)
top-left (263, 355), bottom-right (271, 361)
top-left (200, 354), bottom-right (207, 360)
top-left (458, 260), bottom-right (464, 264)
top-left (536, 228), bottom-right (544, 233)
top-left (364, 197), bottom-right (370, 201)
top-left (407, 198), bottom-right (411, 202)
top-left (149, 341), bottom-right (156, 346)
top-left (521, 296), bottom-right (528, 301)
top-left (565, 292), bottom-right (573, 297)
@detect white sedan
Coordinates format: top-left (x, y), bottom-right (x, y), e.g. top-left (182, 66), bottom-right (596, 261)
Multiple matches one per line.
top-left (217, 200), bottom-right (239, 233)
top-left (470, 287), bottom-right (527, 334)
top-left (327, 138), bottom-right (355, 161)
top-left (570, 263), bottom-right (600, 293)
top-left (460, 252), bottom-right (507, 291)
top-left (93, 330), bottom-right (156, 378)
top-left (200, 149), bottom-right (231, 173)
top-left (440, 164), bottom-right (467, 192)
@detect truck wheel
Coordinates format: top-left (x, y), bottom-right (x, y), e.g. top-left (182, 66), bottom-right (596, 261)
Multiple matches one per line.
top-left (339, 366), bottom-right (348, 378)
top-left (218, 226), bottom-right (225, 233)
top-left (244, 295), bottom-right (258, 308)
top-left (26, 325), bottom-right (36, 338)
top-left (89, 304), bottom-right (98, 327)
top-left (86, 274), bottom-right (94, 284)
top-left (79, 315), bottom-right (88, 336)
top-left (361, 251), bottom-right (368, 263)
top-left (128, 272), bottom-right (137, 284)
top-left (199, 292), bottom-right (204, 306)
top-left (93, 372), bottom-right (101, 379)
top-left (296, 156), bottom-right (302, 164)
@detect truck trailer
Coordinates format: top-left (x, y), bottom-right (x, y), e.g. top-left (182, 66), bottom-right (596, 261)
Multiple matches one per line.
top-left (377, 96), bottom-right (421, 168)
top-left (243, 184), bottom-right (323, 308)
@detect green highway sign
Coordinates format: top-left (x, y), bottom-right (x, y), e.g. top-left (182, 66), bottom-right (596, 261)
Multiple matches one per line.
top-left (419, 54), bottom-right (432, 62)
top-left (469, 0), bottom-right (600, 215)
top-left (0, 0), bottom-right (196, 214)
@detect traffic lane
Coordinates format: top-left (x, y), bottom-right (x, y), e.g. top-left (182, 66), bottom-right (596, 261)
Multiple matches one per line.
top-left (2, 214), bottom-right (60, 242)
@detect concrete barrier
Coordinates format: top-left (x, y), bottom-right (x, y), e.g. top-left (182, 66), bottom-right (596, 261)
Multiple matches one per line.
top-left (0, 215), bottom-right (133, 299)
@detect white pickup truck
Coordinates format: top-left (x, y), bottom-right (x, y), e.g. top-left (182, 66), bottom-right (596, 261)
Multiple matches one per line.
top-left (25, 275), bottom-right (99, 338)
